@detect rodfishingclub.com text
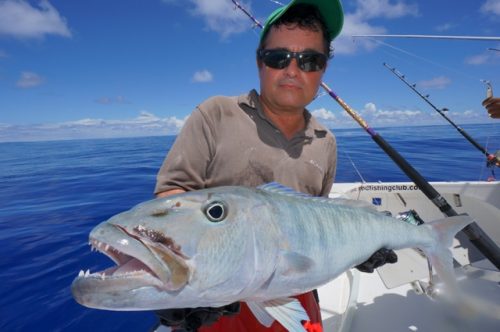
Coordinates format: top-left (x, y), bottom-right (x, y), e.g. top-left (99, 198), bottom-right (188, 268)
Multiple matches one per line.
top-left (359, 184), bottom-right (420, 192)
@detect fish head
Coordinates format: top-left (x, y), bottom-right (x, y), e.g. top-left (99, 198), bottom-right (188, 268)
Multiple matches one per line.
top-left (71, 186), bottom-right (279, 310)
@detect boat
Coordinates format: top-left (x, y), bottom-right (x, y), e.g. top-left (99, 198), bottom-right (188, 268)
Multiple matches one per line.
top-left (153, 3), bottom-right (500, 330)
top-left (319, 180), bottom-right (500, 332)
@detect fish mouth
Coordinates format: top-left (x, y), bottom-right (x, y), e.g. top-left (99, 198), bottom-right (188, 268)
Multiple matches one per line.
top-left (73, 223), bottom-right (191, 292)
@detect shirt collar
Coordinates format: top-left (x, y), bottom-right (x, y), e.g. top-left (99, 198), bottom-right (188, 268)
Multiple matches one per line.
top-left (238, 89), bottom-right (327, 139)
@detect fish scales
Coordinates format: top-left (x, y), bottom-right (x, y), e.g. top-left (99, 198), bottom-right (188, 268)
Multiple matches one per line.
top-left (254, 192), bottom-right (432, 298)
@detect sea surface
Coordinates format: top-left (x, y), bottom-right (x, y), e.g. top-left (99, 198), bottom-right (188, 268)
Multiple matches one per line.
top-left (1, 123), bottom-right (498, 331)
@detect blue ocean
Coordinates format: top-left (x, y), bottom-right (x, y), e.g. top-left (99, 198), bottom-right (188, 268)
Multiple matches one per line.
top-left (1, 123), bottom-right (498, 331)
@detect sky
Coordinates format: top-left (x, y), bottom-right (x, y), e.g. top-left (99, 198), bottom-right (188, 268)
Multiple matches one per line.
top-left (0, 0), bottom-right (499, 142)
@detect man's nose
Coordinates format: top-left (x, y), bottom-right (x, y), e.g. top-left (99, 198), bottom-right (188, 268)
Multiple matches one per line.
top-left (284, 57), bottom-right (300, 76)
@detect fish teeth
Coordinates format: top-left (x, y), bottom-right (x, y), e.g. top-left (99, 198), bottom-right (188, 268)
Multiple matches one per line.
top-left (85, 269), bottom-right (90, 277)
top-left (78, 270), bottom-right (85, 277)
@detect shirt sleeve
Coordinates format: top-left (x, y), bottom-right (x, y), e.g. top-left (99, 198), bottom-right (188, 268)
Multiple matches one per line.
top-left (154, 108), bottom-right (215, 195)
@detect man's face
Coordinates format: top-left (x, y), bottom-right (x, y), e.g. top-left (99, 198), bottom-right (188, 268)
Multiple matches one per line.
top-left (258, 25), bottom-right (327, 114)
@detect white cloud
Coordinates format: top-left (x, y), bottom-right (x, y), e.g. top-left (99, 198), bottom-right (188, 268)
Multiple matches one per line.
top-left (363, 102), bottom-right (377, 113)
top-left (374, 109), bottom-right (421, 120)
top-left (480, 0), bottom-right (500, 16)
top-left (334, 15), bottom-right (385, 54)
top-left (0, 111), bottom-right (189, 142)
top-left (95, 96), bottom-right (131, 105)
top-left (353, 0), bottom-right (419, 19)
top-left (417, 76), bottom-right (451, 90)
top-left (359, 103), bottom-right (424, 124)
top-left (192, 69), bottom-right (213, 83)
top-left (16, 71), bottom-right (44, 88)
top-left (164, 0), bottom-right (252, 39)
top-left (312, 107), bottom-right (337, 121)
top-left (163, 0), bottom-right (418, 54)
top-left (466, 54), bottom-right (490, 65)
top-left (435, 23), bottom-right (455, 32)
top-left (0, 0), bottom-right (71, 39)
top-left (320, 101), bottom-right (492, 128)
top-left (335, 0), bottom-right (419, 54)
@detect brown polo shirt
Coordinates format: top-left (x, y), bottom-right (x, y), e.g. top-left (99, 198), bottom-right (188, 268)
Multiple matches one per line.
top-left (155, 90), bottom-right (336, 197)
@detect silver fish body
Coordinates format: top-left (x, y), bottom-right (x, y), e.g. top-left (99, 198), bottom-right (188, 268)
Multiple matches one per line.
top-left (71, 183), bottom-right (472, 329)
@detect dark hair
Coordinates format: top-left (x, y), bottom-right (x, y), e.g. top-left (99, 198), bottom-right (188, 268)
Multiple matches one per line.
top-left (258, 4), bottom-right (333, 59)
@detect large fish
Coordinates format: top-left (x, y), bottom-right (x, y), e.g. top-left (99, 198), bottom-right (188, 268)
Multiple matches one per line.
top-left (72, 183), bottom-right (472, 331)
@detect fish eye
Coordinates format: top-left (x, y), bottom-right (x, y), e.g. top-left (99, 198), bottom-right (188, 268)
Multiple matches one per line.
top-left (204, 201), bottom-right (227, 222)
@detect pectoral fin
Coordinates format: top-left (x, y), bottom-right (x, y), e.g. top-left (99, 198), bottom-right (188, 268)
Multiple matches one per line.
top-left (247, 298), bottom-right (308, 331)
top-left (246, 302), bottom-right (275, 327)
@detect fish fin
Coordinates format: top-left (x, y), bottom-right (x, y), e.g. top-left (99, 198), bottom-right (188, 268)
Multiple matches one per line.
top-left (257, 182), bottom-right (311, 198)
top-left (262, 298), bottom-right (308, 331)
top-left (258, 182), bottom-right (377, 212)
top-left (246, 302), bottom-right (275, 327)
top-left (423, 215), bottom-right (500, 320)
top-left (424, 215), bottom-right (473, 288)
top-left (280, 251), bottom-right (315, 275)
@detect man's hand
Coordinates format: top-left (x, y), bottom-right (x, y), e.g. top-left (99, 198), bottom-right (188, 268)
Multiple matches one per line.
top-left (482, 96), bottom-right (500, 119)
top-left (156, 303), bottom-right (240, 331)
top-left (355, 248), bottom-right (398, 273)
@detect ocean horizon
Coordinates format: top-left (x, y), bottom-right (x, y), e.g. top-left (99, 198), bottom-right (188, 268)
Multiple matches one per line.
top-left (1, 123), bottom-right (498, 331)
top-left (0, 120), bottom-right (497, 144)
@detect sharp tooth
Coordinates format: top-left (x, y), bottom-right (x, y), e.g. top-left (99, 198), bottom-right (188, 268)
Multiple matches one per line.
top-left (101, 274), bottom-right (106, 280)
top-left (79, 270), bottom-right (84, 277)
top-left (105, 244), bottom-right (110, 251)
top-left (85, 269), bottom-right (90, 277)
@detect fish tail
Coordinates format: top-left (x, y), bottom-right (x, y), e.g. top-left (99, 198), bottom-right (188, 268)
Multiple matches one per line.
top-left (423, 215), bottom-right (500, 320)
top-left (423, 215), bottom-right (473, 287)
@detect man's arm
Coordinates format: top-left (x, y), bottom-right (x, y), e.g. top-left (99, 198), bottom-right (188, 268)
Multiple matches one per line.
top-left (156, 188), bottom-right (186, 198)
top-left (154, 108), bottom-right (215, 196)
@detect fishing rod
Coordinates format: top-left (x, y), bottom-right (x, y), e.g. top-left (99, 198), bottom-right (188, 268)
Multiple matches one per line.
top-left (353, 34), bottom-right (500, 41)
top-left (231, 0), bottom-right (500, 269)
top-left (383, 63), bottom-right (499, 167)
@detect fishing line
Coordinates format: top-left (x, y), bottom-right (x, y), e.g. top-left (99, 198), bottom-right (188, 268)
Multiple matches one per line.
top-left (342, 150), bottom-right (366, 183)
top-left (364, 37), bottom-right (482, 83)
top-left (268, 0), bottom-right (285, 6)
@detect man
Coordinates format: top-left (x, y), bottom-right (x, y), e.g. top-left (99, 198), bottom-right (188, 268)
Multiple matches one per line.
top-left (154, 1), bottom-right (396, 331)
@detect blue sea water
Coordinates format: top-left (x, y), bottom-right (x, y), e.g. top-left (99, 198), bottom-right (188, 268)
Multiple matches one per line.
top-left (0, 123), bottom-right (498, 331)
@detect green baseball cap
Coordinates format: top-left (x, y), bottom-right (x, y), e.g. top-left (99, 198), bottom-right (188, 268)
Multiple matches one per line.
top-left (260, 0), bottom-right (344, 42)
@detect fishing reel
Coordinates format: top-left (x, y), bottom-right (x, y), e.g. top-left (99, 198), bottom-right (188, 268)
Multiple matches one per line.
top-left (486, 150), bottom-right (500, 168)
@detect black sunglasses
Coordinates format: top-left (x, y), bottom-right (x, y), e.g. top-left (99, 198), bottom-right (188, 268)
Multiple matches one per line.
top-left (257, 49), bottom-right (327, 72)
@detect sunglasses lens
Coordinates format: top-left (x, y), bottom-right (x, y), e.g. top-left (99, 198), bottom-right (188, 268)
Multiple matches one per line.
top-left (299, 53), bottom-right (327, 72)
top-left (261, 51), bottom-right (290, 69)
top-left (259, 50), bottom-right (326, 72)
